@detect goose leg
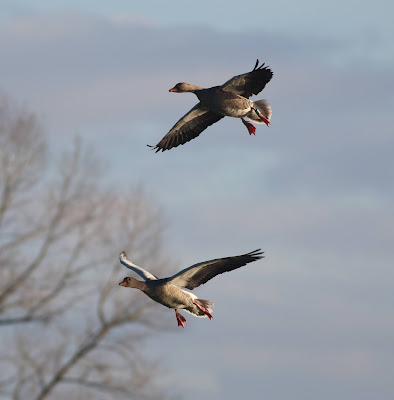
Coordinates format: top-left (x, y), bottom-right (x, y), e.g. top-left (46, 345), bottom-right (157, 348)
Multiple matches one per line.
top-left (251, 106), bottom-right (270, 126)
top-left (193, 300), bottom-right (213, 320)
top-left (175, 310), bottom-right (186, 328)
top-left (241, 118), bottom-right (256, 135)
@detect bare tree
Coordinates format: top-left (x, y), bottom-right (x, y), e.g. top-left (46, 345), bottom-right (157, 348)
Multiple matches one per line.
top-left (0, 93), bottom-right (179, 400)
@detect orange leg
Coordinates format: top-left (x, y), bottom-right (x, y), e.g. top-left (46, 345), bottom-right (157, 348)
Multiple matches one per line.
top-left (175, 310), bottom-right (186, 328)
top-left (193, 300), bottom-right (213, 320)
top-left (251, 106), bottom-right (270, 126)
top-left (241, 118), bottom-right (256, 135)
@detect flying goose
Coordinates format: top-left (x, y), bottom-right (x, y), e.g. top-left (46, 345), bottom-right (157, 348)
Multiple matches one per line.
top-left (119, 249), bottom-right (264, 327)
top-left (149, 60), bottom-right (273, 152)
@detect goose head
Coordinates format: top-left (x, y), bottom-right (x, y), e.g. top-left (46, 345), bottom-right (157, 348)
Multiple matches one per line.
top-left (119, 276), bottom-right (144, 289)
top-left (169, 83), bottom-right (202, 93)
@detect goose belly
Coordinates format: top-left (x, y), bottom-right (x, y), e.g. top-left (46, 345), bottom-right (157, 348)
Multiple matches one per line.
top-left (145, 285), bottom-right (192, 310)
top-left (198, 89), bottom-right (251, 117)
top-left (222, 105), bottom-right (251, 118)
top-left (209, 98), bottom-right (251, 118)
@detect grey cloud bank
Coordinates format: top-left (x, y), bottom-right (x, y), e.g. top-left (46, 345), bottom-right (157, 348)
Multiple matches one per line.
top-left (1, 11), bottom-right (393, 400)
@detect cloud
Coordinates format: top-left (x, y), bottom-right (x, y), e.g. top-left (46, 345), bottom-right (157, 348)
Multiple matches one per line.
top-left (1, 12), bottom-right (393, 400)
top-left (3, 13), bottom-right (391, 125)
top-left (2, 13), bottom-right (392, 198)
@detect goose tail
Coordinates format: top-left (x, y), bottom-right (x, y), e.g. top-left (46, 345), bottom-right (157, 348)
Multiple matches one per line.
top-left (184, 298), bottom-right (214, 318)
top-left (248, 99), bottom-right (272, 124)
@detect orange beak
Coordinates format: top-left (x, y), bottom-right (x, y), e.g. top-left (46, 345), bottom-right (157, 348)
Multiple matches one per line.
top-left (119, 279), bottom-right (127, 287)
top-left (169, 86), bottom-right (178, 92)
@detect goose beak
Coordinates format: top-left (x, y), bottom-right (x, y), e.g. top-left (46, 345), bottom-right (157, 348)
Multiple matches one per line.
top-left (169, 86), bottom-right (178, 92)
top-left (119, 279), bottom-right (127, 287)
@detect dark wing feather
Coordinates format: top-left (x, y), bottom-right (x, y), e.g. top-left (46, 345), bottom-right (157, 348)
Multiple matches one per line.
top-left (167, 249), bottom-right (264, 290)
top-left (221, 59), bottom-right (273, 98)
top-left (149, 103), bottom-right (223, 152)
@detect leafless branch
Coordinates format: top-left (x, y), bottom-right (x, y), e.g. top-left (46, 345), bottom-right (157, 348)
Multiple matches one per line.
top-left (0, 93), bottom-right (179, 400)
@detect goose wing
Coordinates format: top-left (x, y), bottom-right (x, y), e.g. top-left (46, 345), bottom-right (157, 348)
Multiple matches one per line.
top-left (166, 249), bottom-right (264, 290)
top-left (149, 103), bottom-right (223, 152)
top-left (119, 252), bottom-right (159, 281)
top-left (221, 60), bottom-right (273, 98)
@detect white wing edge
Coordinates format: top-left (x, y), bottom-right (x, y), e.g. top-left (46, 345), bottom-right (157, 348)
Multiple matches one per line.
top-left (119, 252), bottom-right (158, 281)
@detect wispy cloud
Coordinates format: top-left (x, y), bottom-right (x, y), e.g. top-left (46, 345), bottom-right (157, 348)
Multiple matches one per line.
top-left (1, 11), bottom-right (393, 400)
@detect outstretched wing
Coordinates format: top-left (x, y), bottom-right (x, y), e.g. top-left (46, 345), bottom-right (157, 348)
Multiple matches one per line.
top-left (119, 252), bottom-right (159, 281)
top-left (149, 103), bottom-right (223, 152)
top-left (166, 249), bottom-right (264, 290)
top-left (221, 59), bottom-right (273, 98)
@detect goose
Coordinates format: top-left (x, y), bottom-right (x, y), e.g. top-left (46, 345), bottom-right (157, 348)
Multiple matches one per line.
top-left (118, 249), bottom-right (264, 327)
top-left (149, 60), bottom-right (273, 152)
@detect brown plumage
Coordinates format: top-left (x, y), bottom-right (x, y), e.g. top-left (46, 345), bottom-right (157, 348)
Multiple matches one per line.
top-left (119, 249), bottom-right (264, 327)
top-left (149, 60), bottom-right (273, 152)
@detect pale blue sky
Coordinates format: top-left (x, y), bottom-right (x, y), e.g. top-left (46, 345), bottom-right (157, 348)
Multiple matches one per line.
top-left (1, 1), bottom-right (393, 399)
top-left (2, 0), bottom-right (394, 41)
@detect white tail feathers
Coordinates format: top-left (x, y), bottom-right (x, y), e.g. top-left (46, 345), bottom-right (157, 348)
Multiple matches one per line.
top-left (195, 298), bottom-right (214, 312)
top-left (248, 99), bottom-right (272, 124)
top-left (184, 298), bottom-right (214, 318)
